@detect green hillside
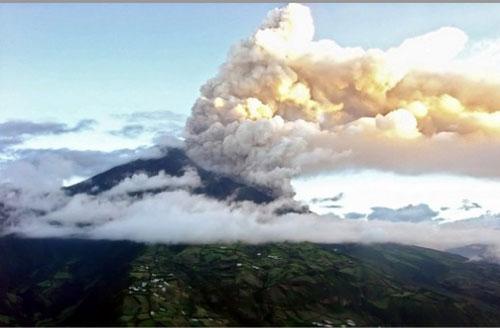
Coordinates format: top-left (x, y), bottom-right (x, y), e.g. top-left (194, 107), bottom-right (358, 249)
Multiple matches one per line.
top-left (1, 237), bottom-right (500, 326)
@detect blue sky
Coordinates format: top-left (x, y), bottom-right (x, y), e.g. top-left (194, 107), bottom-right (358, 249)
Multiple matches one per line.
top-left (2, 3), bottom-right (500, 124)
top-left (2, 3), bottom-right (500, 220)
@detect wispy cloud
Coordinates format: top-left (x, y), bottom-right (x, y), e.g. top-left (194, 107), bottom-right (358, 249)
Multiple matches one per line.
top-left (0, 119), bottom-right (96, 150)
top-left (115, 110), bottom-right (186, 123)
top-left (0, 119), bottom-right (96, 136)
top-left (368, 204), bottom-right (439, 223)
top-left (460, 199), bottom-right (482, 211)
top-left (109, 110), bottom-right (186, 140)
top-left (110, 124), bottom-right (146, 138)
top-left (344, 212), bottom-right (366, 220)
top-left (311, 192), bottom-right (344, 204)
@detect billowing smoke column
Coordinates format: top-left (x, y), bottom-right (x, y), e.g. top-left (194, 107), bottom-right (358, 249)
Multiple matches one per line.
top-left (186, 3), bottom-right (500, 195)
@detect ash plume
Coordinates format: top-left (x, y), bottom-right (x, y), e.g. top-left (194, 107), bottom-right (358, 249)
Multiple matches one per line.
top-left (186, 3), bottom-right (500, 195)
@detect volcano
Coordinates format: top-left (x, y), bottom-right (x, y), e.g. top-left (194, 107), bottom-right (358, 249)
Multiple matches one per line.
top-left (65, 147), bottom-right (275, 204)
top-left (1, 149), bottom-right (500, 326)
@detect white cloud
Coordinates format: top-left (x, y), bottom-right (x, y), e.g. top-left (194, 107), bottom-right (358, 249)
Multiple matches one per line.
top-left (0, 146), bottom-right (167, 193)
top-left (104, 169), bottom-right (201, 196)
top-left (2, 184), bottom-right (498, 260)
top-left (292, 171), bottom-right (500, 221)
top-left (0, 160), bottom-right (498, 261)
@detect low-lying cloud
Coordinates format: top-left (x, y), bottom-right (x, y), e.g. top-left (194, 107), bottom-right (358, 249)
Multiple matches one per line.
top-left (2, 169), bottom-right (499, 261)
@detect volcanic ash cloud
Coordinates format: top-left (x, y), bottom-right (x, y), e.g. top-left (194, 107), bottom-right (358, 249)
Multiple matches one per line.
top-left (185, 3), bottom-right (500, 195)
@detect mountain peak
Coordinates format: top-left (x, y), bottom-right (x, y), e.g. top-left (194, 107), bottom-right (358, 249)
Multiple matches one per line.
top-left (65, 147), bottom-right (275, 204)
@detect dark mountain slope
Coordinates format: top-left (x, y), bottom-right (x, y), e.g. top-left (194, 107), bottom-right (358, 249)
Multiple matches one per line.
top-left (1, 238), bottom-right (500, 326)
top-left (65, 147), bottom-right (274, 204)
top-left (0, 236), bottom-right (143, 326)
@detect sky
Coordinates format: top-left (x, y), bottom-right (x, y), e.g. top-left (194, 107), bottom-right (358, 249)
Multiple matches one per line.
top-left (2, 3), bottom-right (500, 222)
top-left (2, 3), bottom-right (500, 125)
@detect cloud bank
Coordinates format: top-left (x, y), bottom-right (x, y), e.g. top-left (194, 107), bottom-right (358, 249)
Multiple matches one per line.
top-left (2, 170), bottom-right (499, 261)
top-left (185, 3), bottom-right (500, 195)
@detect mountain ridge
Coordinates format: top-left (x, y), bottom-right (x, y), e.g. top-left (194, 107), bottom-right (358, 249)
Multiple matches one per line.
top-left (65, 147), bottom-right (275, 205)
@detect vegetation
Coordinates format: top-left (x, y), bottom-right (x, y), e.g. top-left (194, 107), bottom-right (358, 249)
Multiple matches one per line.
top-left (1, 237), bottom-right (500, 326)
